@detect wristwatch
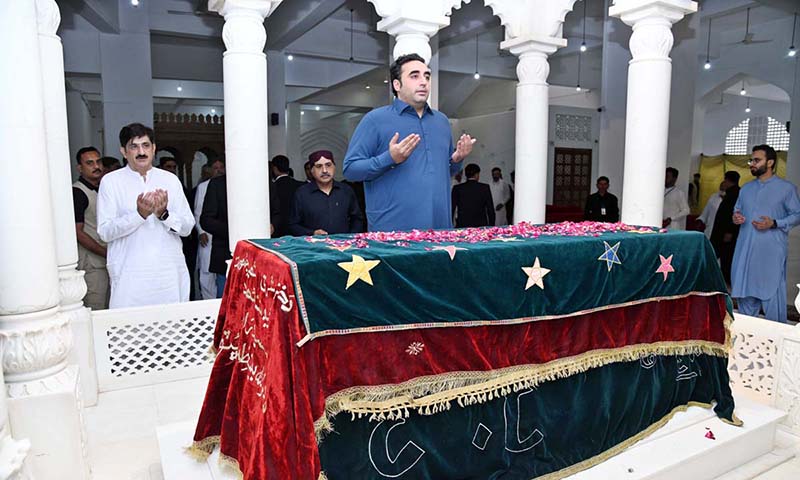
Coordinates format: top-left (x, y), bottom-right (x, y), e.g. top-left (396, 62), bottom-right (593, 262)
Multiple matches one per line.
top-left (158, 209), bottom-right (170, 221)
top-left (771, 219), bottom-right (778, 229)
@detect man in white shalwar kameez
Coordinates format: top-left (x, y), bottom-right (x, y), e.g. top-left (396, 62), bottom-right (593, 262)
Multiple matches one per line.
top-left (489, 167), bottom-right (511, 226)
top-left (662, 167), bottom-right (690, 230)
top-left (98, 123), bottom-right (195, 308)
top-left (193, 159), bottom-right (225, 299)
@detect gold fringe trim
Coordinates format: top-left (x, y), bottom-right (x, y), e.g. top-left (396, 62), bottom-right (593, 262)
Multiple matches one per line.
top-left (536, 401), bottom-right (716, 480)
top-left (315, 340), bottom-right (730, 441)
top-left (185, 435), bottom-right (220, 462)
top-left (185, 436), bottom-right (244, 480)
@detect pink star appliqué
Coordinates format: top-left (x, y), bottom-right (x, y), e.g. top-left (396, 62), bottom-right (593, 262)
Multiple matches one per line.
top-left (656, 254), bottom-right (675, 281)
top-left (431, 245), bottom-right (467, 260)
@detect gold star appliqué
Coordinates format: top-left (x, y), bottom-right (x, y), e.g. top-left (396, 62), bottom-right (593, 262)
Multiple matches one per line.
top-left (521, 257), bottom-right (550, 290)
top-left (337, 254), bottom-right (381, 289)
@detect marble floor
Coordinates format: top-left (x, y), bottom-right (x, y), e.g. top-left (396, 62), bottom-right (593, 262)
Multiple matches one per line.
top-left (86, 376), bottom-right (800, 480)
top-left (86, 377), bottom-right (209, 480)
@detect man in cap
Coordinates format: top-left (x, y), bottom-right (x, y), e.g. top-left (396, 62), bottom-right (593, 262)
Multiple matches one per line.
top-left (289, 150), bottom-right (364, 236)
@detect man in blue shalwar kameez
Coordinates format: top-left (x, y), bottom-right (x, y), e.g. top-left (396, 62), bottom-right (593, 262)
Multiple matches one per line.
top-left (731, 144), bottom-right (800, 322)
top-left (343, 53), bottom-right (476, 232)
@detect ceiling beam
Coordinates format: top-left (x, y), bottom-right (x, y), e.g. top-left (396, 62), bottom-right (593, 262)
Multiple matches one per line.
top-left (64, 0), bottom-right (119, 33)
top-left (266, 0), bottom-right (348, 51)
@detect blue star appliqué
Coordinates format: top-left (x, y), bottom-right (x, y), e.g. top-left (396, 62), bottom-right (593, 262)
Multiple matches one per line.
top-left (598, 241), bottom-right (622, 272)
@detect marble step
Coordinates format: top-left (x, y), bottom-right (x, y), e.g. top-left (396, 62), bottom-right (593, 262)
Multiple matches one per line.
top-left (158, 397), bottom-right (788, 480)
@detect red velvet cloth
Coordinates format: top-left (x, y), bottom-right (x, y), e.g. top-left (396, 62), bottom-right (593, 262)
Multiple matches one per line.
top-left (194, 240), bottom-right (728, 480)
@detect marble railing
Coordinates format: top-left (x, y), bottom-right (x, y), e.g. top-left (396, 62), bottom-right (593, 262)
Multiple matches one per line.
top-left (728, 292), bottom-right (800, 437)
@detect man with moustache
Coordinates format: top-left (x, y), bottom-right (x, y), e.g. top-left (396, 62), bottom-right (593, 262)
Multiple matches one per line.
top-left (97, 123), bottom-right (195, 308)
top-left (344, 53), bottom-right (476, 232)
top-left (731, 144), bottom-right (800, 322)
top-left (72, 146), bottom-right (109, 310)
top-left (289, 150), bottom-right (364, 236)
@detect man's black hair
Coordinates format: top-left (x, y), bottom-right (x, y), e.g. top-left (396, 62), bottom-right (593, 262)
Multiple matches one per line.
top-left (76, 146), bottom-right (100, 164)
top-left (464, 163), bottom-right (481, 178)
top-left (119, 123), bottom-right (155, 147)
top-left (389, 53), bottom-right (427, 97)
top-left (597, 176), bottom-right (610, 183)
top-left (272, 155), bottom-right (290, 173)
top-left (752, 144), bottom-right (778, 171)
top-left (666, 167), bottom-right (679, 178)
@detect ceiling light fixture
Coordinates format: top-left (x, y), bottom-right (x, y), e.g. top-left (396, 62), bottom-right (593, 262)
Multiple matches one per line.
top-left (790, 13), bottom-right (797, 57)
top-left (739, 81), bottom-right (746, 96)
top-left (131, 0), bottom-right (140, 6)
top-left (576, 41), bottom-right (582, 92)
top-left (704, 18), bottom-right (712, 70)
top-left (211, 108), bottom-right (216, 114)
top-left (301, 111), bottom-right (305, 116)
top-left (177, 85), bottom-right (183, 92)
top-left (580, 0), bottom-right (587, 53)
top-left (287, 54), bottom-right (294, 61)
top-left (315, 106), bottom-right (320, 111)
top-left (349, 9), bottom-right (355, 62)
top-left (745, 97), bottom-right (751, 113)
top-left (383, 79), bottom-right (389, 84)
top-left (365, 84), bottom-right (371, 89)
top-left (473, 34), bottom-right (481, 80)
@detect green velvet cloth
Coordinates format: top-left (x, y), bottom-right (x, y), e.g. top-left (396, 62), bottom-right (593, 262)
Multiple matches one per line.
top-left (318, 353), bottom-right (736, 479)
top-left (252, 230), bottom-right (727, 336)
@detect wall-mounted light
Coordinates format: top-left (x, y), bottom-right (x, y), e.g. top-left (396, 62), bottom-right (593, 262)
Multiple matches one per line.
top-left (301, 111), bottom-right (305, 116)
top-left (131, 0), bottom-right (140, 7)
top-left (287, 54), bottom-right (294, 61)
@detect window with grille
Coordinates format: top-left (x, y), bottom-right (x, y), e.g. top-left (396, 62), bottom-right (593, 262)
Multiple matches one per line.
top-left (725, 119), bottom-right (750, 155)
top-left (766, 117), bottom-right (790, 151)
top-left (725, 116), bottom-right (790, 154)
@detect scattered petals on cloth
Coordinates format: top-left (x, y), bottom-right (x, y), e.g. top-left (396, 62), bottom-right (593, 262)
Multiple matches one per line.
top-left (337, 254), bottom-right (381, 289)
top-left (431, 245), bottom-right (467, 260)
top-left (308, 221), bottom-right (652, 250)
top-left (656, 254), bottom-right (675, 281)
top-left (704, 429), bottom-right (716, 440)
top-left (598, 241), bottom-right (623, 272)
top-left (521, 257), bottom-right (550, 290)
top-left (328, 245), bottom-right (351, 253)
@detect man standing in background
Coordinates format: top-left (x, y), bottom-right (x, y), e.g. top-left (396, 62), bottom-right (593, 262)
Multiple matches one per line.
top-left (731, 145), bottom-right (800, 323)
top-left (489, 167), bottom-right (511, 226)
top-left (662, 167), bottom-right (690, 230)
top-left (72, 146), bottom-right (109, 310)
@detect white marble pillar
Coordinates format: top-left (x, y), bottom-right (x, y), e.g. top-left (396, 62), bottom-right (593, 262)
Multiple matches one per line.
top-left (610, 0), bottom-right (697, 227)
top-left (267, 49), bottom-right (287, 159)
top-left (486, 0), bottom-right (576, 224)
top-left (210, 0), bottom-right (283, 248)
top-left (506, 40), bottom-right (562, 224)
top-left (0, 345), bottom-right (31, 479)
top-left (0, 1), bottom-right (88, 478)
top-left (369, 0), bottom-right (465, 64)
top-left (36, 0), bottom-right (98, 408)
